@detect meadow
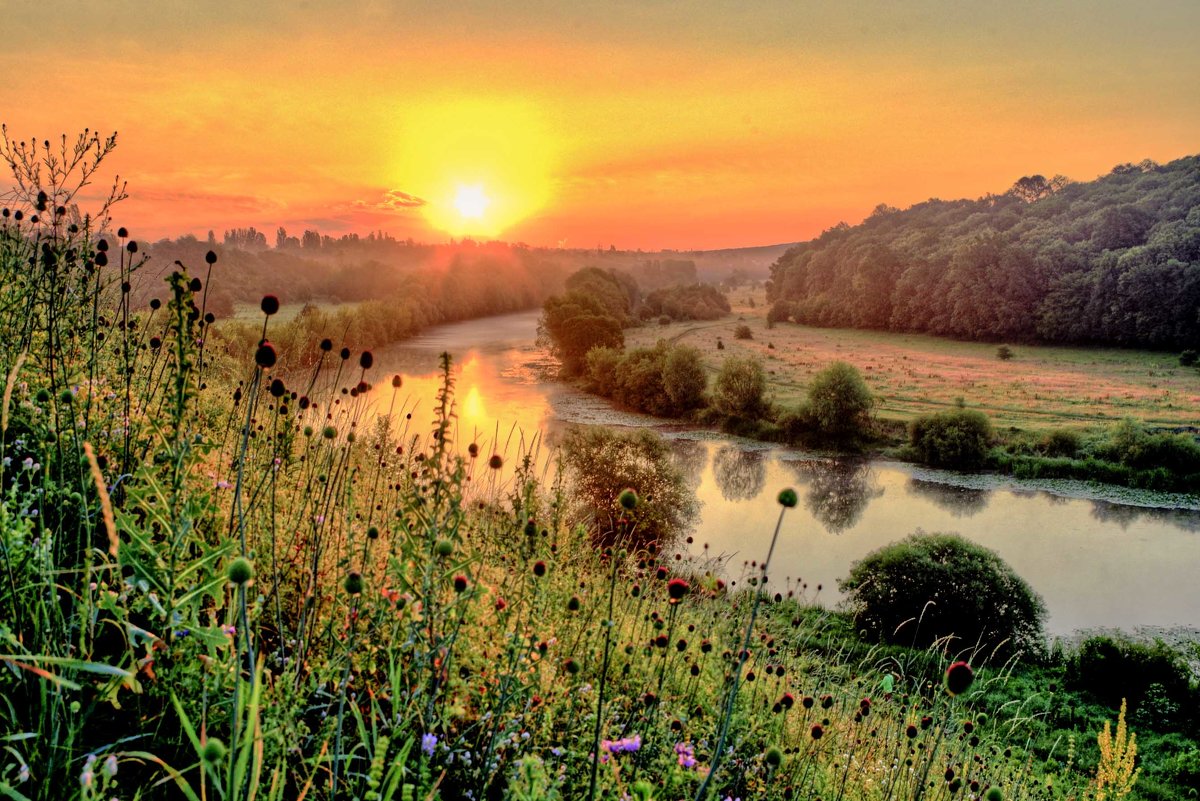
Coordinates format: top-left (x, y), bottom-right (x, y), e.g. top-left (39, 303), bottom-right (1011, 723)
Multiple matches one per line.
top-left (629, 288), bottom-right (1199, 432)
top-left (1, 147), bottom-right (1195, 801)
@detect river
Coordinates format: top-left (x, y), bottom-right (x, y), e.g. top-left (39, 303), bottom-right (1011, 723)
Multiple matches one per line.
top-left (366, 310), bottom-right (1200, 637)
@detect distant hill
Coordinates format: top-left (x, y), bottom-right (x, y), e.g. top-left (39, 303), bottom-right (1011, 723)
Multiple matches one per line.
top-left (767, 155), bottom-right (1200, 349)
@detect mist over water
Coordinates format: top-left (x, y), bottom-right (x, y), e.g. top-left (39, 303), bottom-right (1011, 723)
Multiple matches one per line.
top-left (368, 310), bottom-right (1200, 636)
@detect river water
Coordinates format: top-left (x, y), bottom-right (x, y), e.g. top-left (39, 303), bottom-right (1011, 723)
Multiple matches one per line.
top-left (367, 310), bottom-right (1200, 637)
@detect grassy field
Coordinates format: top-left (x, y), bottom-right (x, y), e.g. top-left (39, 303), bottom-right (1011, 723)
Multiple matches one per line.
top-left (629, 287), bottom-right (1200, 432)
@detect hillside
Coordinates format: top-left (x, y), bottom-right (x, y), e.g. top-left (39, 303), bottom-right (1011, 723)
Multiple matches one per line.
top-left (767, 156), bottom-right (1200, 349)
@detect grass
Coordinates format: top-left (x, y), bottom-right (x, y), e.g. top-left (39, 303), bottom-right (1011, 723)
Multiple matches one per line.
top-left (633, 288), bottom-right (1200, 432)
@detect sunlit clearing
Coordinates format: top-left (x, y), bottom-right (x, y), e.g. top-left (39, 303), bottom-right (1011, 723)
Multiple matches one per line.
top-left (454, 185), bottom-right (490, 220)
top-left (390, 98), bottom-right (556, 238)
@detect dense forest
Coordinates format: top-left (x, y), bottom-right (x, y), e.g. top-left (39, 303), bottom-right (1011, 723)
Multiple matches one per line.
top-left (767, 155), bottom-right (1200, 349)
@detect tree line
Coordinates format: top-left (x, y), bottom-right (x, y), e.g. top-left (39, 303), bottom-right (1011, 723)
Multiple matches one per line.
top-left (767, 155), bottom-right (1200, 349)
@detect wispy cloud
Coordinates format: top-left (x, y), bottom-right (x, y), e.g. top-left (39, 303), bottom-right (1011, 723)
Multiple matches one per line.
top-left (354, 189), bottom-right (427, 211)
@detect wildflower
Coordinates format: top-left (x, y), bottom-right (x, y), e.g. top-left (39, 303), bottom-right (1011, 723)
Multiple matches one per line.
top-left (344, 571), bottom-right (364, 595)
top-left (359, 351), bottom-right (373, 369)
top-left (944, 661), bottom-right (974, 696)
top-left (532, 560), bottom-right (546, 577)
top-left (421, 733), bottom-right (437, 757)
top-left (435, 539), bottom-right (454, 557)
top-left (675, 741), bottom-right (697, 769)
top-left (985, 788), bottom-right (1003, 801)
top-left (667, 577), bottom-right (690, 603)
top-left (103, 754), bottom-right (118, 778)
top-left (811, 724), bottom-right (824, 740)
top-left (765, 746), bottom-right (783, 767)
top-left (453, 575), bottom-right (469, 593)
top-left (488, 454), bottom-right (504, 470)
top-left (777, 487), bottom-right (798, 508)
top-left (618, 488), bottom-right (639, 510)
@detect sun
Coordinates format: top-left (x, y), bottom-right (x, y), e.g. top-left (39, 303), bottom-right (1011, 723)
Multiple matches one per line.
top-left (454, 185), bottom-right (490, 221)
top-left (389, 98), bottom-right (556, 238)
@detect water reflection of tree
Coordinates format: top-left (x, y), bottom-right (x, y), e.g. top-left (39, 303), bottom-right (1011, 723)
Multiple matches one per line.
top-left (906, 479), bottom-right (991, 518)
top-left (712, 446), bottom-right (767, 502)
top-left (784, 458), bottom-right (882, 534)
top-left (670, 439), bottom-right (709, 492)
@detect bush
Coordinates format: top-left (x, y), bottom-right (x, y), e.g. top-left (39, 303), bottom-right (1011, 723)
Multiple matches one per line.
top-left (1181, 349), bottom-right (1199, 367)
top-left (996, 345), bottom-right (1014, 361)
top-left (560, 426), bottom-right (699, 550)
top-left (733, 323), bottom-right (753, 340)
top-left (712, 356), bottom-right (768, 419)
top-left (766, 300), bottom-right (793, 325)
top-left (839, 531), bottom-right (1046, 658)
top-left (1038, 428), bottom-right (1081, 458)
top-left (909, 409), bottom-right (993, 470)
top-left (1070, 636), bottom-right (1194, 719)
top-left (662, 345), bottom-right (707, 413)
top-left (805, 361), bottom-right (873, 438)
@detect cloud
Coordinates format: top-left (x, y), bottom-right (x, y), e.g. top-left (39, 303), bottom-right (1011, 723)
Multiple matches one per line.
top-left (355, 189), bottom-right (427, 211)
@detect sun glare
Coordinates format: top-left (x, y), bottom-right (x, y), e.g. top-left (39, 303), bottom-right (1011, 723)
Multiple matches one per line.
top-left (454, 185), bottom-right (490, 220)
top-left (391, 99), bottom-right (555, 238)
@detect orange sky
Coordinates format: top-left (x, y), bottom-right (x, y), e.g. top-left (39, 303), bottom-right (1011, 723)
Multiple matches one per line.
top-left (3, 1), bottom-right (1198, 250)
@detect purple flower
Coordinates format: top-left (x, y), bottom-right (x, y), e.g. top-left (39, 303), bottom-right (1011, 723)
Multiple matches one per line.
top-left (675, 741), bottom-right (697, 769)
top-left (421, 733), bottom-right (437, 757)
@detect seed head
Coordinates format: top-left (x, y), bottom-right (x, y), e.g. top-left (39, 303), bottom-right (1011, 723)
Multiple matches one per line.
top-left (488, 454), bottom-right (503, 470)
top-left (226, 557), bottom-right (254, 585)
top-left (202, 738), bottom-right (226, 764)
top-left (344, 571), bottom-right (364, 595)
top-left (255, 341), bottom-right (277, 369)
top-left (777, 488), bottom-right (798, 508)
top-left (260, 295), bottom-right (280, 315)
top-left (618, 488), bottom-right (639, 510)
top-left (944, 661), bottom-right (974, 696)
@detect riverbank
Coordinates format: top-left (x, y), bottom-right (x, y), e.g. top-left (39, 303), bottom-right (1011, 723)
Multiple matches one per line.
top-left (612, 290), bottom-right (1200, 496)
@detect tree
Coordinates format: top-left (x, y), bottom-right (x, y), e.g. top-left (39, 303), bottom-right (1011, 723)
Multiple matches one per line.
top-left (838, 531), bottom-right (1046, 658)
top-left (712, 356), bottom-right (768, 419)
top-left (805, 361), bottom-right (873, 437)
top-left (539, 292), bottom-right (624, 375)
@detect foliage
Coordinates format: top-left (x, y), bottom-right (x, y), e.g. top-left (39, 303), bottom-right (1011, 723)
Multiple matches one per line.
top-left (838, 531), bottom-right (1047, 658)
top-left (1180, 349), bottom-right (1198, 367)
top-left (909, 408), bottom-right (994, 470)
top-left (996, 345), bottom-right (1014, 360)
top-left (711, 356), bottom-right (769, 420)
top-left (641, 282), bottom-right (730, 321)
top-left (1069, 637), bottom-right (1195, 720)
top-left (804, 361), bottom-right (873, 438)
top-left (559, 426), bottom-right (698, 550)
top-left (584, 341), bottom-right (707, 417)
top-left (733, 323), bottom-right (753, 340)
top-left (768, 154), bottom-right (1200, 349)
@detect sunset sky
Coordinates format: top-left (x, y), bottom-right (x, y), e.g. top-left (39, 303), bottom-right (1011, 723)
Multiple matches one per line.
top-left (3, 1), bottom-right (1198, 250)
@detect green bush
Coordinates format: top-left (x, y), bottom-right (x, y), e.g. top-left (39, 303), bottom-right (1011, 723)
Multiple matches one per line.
top-left (805, 361), bottom-right (873, 438)
top-left (662, 344), bottom-right (707, 413)
top-left (712, 356), bottom-right (768, 420)
top-left (1180, 349), bottom-right (1198, 367)
top-left (909, 408), bottom-right (993, 470)
top-left (1038, 428), bottom-right (1081, 458)
top-left (838, 531), bottom-right (1046, 658)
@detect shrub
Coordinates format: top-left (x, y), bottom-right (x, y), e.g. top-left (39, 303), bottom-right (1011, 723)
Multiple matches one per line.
top-left (805, 361), bottom-right (873, 438)
top-left (909, 409), bottom-right (993, 470)
top-left (766, 300), bottom-right (793, 325)
top-left (1038, 428), bottom-right (1081, 458)
top-left (1070, 636), bottom-right (1194, 717)
top-left (712, 356), bottom-right (768, 419)
top-left (661, 344), bottom-right (707, 414)
top-left (560, 426), bottom-right (698, 550)
top-left (1180, 349), bottom-right (1199, 367)
top-left (839, 531), bottom-right (1046, 658)
top-left (734, 323), bottom-right (753, 340)
top-left (996, 345), bottom-right (1014, 361)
